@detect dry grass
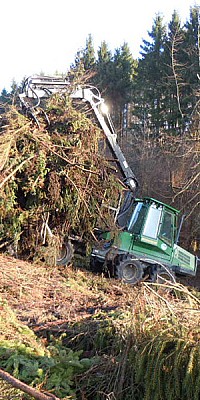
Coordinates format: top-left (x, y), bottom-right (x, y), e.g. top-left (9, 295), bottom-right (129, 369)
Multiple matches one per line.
top-left (1, 253), bottom-right (200, 399)
top-left (1, 253), bottom-right (200, 338)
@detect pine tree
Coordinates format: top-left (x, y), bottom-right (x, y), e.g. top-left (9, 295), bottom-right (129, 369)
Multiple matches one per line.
top-left (110, 43), bottom-right (137, 135)
top-left (163, 10), bottom-right (185, 132)
top-left (96, 40), bottom-right (113, 96)
top-left (134, 14), bottom-right (167, 136)
top-left (0, 88), bottom-right (10, 104)
top-left (163, 6), bottom-right (200, 133)
top-left (82, 34), bottom-right (96, 71)
top-left (69, 35), bottom-right (96, 84)
top-left (183, 6), bottom-right (200, 129)
top-left (0, 80), bottom-right (20, 109)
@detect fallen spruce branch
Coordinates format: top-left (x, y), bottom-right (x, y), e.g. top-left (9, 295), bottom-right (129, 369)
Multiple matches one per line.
top-left (0, 154), bottom-right (34, 189)
top-left (0, 368), bottom-right (60, 400)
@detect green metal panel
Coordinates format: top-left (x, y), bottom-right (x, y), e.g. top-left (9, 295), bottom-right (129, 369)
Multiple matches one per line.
top-left (131, 237), bottom-right (172, 262)
top-left (116, 231), bottom-right (134, 252)
top-left (115, 232), bottom-right (173, 262)
top-left (172, 244), bottom-right (197, 275)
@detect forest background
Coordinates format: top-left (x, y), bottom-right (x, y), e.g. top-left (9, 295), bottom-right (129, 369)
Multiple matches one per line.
top-left (0, 6), bottom-right (199, 254)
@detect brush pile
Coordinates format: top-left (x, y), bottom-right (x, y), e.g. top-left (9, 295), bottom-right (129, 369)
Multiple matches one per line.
top-left (0, 92), bottom-right (122, 263)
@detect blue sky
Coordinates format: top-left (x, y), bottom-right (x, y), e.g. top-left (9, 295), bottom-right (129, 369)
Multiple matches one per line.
top-left (0, 0), bottom-right (197, 92)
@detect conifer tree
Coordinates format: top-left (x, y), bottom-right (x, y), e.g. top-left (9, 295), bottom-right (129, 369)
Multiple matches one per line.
top-left (162, 7), bottom-right (200, 133)
top-left (183, 6), bottom-right (200, 128)
top-left (96, 40), bottom-right (113, 96)
top-left (163, 10), bottom-right (185, 132)
top-left (82, 34), bottom-right (96, 71)
top-left (111, 43), bottom-right (137, 135)
top-left (69, 35), bottom-right (96, 82)
top-left (134, 14), bottom-right (167, 136)
top-left (0, 88), bottom-right (10, 104)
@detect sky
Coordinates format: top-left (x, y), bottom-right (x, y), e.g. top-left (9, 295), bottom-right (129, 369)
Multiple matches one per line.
top-left (0, 0), bottom-right (198, 93)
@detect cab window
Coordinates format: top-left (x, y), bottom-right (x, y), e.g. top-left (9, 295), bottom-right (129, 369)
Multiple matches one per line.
top-left (142, 205), bottom-right (162, 239)
top-left (128, 203), bottom-right (147, 235)
top-left (159, 211), bottom-right (174, 245)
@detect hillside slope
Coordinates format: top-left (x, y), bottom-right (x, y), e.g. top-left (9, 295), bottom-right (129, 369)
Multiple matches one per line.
top-left (0, 254), bottom-right (134, 329)
top-left (1, 254), bottom-right (200, 400)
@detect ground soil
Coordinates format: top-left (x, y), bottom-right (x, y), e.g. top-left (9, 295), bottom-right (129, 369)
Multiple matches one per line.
top-left (0, 253), bottom-right (199, 337)
top-left (0, 254), bottom-right (135, 335)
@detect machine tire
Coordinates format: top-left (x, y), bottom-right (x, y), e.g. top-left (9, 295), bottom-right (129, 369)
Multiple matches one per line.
top-left (153, 266), bottom-right (176, 285)
top-left (56, 241), bottom-right (74, 266)
top-left (90, 257), bottom-right (104, 273)
top-left (116, 257), bottom-right (143, 285)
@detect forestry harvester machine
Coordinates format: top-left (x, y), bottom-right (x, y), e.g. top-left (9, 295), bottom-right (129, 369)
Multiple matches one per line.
top-left (18, 76), bottom-right (197, 285)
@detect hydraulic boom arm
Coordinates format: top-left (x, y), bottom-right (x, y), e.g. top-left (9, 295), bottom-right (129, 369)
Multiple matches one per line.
top-left (19, 76), bottom-right (138, 192)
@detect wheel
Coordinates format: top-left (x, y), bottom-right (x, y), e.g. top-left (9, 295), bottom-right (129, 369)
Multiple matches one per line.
top-left (154, 266), bottom-right (176, 285)
top-left (56, 241), bottom-right (74, 266)
top-left (116, 257), bottom-right (144, 285)
top-left (90, 256), bottom-right (104, 273)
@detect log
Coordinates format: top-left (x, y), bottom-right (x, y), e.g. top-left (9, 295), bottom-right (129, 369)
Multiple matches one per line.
top-left (0, 368), bottom-right (60, 400)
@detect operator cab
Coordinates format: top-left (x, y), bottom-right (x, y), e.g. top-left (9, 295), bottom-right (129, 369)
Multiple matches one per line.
top-left (119, 197), bottom-right (179, 248)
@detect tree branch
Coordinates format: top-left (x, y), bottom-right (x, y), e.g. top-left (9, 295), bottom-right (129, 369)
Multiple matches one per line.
top-left (0, 155), bottom-right (34, 189)
top-left (171, 28), bottom-right (184, 120)
top-left (0, 368), bottom-right (60, 400)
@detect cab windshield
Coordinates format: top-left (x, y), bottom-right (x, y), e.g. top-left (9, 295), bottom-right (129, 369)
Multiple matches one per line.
top-left (127, 203), bottom-right (148, 235)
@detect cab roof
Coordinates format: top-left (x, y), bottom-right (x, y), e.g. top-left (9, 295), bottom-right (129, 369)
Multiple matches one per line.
top-left (135, 197), bottom-right (180, 214)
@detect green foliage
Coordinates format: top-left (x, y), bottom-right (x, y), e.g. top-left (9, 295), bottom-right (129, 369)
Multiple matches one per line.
top-left (0, 299), bottom-right (95, 398)
top-left (113, 43), bottom-right (137, 105)
top-left (67, 284), bottom-right (200, 400)
top-left (82, 34), bottom-right (96, 71)
top-left (0, 93), bottom-right (122, 261)
top-left (0, 340), bottom-right (94, 398)
top-left (132, 6), bottom-right (200, 136)
top-left (133, 336), bottom-right (200, 400)
top-left (2, 264), bottom-right (200, 399)
top-left (134, 14), bottom-right (167, 136)
top-left (0, 88), bottom-right (11, 106)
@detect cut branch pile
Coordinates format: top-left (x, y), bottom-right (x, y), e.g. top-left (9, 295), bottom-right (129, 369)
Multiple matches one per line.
top-left (0, 93), bottom-right (122, 262)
